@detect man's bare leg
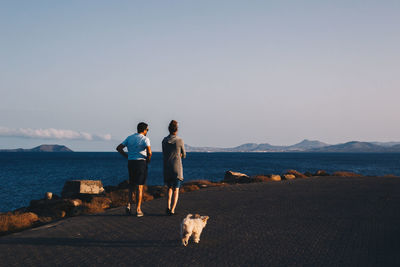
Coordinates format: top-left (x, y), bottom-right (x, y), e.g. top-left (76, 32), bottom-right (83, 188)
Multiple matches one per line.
top-left (136, 185), bottom-right (143, 213)
top-left (170, 188), bottom-right (180, 214)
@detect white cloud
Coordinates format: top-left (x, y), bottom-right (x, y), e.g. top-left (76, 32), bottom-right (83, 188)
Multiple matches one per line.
top-left (0, 127), bottom-right (112, 141)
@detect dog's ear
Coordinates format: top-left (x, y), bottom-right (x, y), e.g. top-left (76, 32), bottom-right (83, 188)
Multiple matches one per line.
top-left (201, 216), bottom-right (209, 222)
top-left (194, 214), bottom-right (201, 219)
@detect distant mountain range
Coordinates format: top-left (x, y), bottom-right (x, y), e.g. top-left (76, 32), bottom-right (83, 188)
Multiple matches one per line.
top-left (0, 145), bottom-right (73, 152)
top-left (185, 140), bottom-right (400, 153)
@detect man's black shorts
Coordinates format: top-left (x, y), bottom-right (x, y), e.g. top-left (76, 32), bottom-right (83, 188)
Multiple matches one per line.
top-left (128, 160), bottom-right (148, 185)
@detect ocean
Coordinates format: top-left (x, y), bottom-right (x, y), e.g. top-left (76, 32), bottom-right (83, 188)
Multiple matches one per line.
top-left (1, 152), bottom-right (399, 212)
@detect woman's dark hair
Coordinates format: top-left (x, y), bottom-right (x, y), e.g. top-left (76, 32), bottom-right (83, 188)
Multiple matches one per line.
top-left (168, 120), bottom-right (178, 134)
top-left (137, 122), bottom-right (148, 133)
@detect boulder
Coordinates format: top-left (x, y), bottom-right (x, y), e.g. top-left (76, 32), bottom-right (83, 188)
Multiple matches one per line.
top-left (104, 185), bottom-right (118, 193)
top-left (314, 170), bottom-right (330, 176)
top-left (283, 174), bottom-right (296, 180)
top-left (304, 171), bottom-right (313, 177)
top-left (45, 192), bottom-right (53, 200)
top-left (224, 171), bottom-right (251, 183)
top-left (180, 184), bottom-right (200, 193)
top-left (252, 174), bottom-right (281, 182)
top-left (146, 186), bottom-right (168, 198)
top-left (184, 180), bottom-right (222, 188)
top-left (270, 174), bottom-right (281, 181)
top-left (28, 198), bottom-right (82, 218)
top-left (117, 180), bottom-right (129, 190)
top-left (0, 212), bottom-right (39, 233)
top-left (68, 199), bottom-right (83, 207)
top-left (62, 180), bottom-right (105, 198)
top-left (286, 170), bottom-right (307, 178)
top-left (143, 191), bottom-right (154, 202)
top-left (82, 196), bottom-right (112, 214)
top-left (332, 171), bottom-right (362, 177)
top-left (106, 189), bottom-right (129, 207)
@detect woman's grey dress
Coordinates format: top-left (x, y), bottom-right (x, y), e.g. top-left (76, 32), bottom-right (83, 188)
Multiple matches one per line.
top-left (162, 135), bottom-right (186, 182)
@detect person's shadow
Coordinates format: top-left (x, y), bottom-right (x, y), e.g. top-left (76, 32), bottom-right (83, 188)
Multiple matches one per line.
top-left (86, 212), bottom-right (168, 217)
top-left (0, 237), bottom-right (180, 248)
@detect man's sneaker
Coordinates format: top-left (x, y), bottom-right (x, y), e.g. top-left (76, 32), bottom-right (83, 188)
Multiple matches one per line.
top-left (125, 204), bottom-right (131, 215)
top-left (136, 211), bottom-right (144, 217)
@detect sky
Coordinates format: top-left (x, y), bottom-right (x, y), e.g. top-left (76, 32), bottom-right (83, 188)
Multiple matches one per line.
top-left (1, 0), bottom-right (399, 151)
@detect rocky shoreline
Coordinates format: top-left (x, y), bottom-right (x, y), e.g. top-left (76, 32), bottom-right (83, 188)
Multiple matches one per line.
top-left (0, 169), bottom-right (398, 236)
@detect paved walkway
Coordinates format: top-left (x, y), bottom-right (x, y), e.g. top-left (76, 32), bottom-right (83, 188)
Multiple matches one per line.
top-left (1, 177), bottom-right (399, 266)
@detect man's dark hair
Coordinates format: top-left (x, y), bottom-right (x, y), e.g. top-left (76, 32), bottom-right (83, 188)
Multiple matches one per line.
top-left (137, 122), bottom-right (148, 133)
top-left (168, 120), bottom-right (178, 134)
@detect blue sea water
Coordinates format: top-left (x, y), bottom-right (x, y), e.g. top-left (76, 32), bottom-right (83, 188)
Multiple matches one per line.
top-left (0, 152), bottom-right (400, 212)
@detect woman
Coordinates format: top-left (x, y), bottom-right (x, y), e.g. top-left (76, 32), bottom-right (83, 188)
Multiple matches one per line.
top-left (162, 120), bottom-right (186, 215)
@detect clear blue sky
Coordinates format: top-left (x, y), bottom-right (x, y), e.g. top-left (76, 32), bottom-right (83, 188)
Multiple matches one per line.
top-left (1, 0), bottom-right (399, 151)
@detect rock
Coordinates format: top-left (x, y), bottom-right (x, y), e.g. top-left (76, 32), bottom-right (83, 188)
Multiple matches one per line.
top-left (68, 199), bottom-right (82, 207)
top-left (117, 180), bottom-right (129, 190)
top-left (286, 170), bottom-right (307, 178)
top-left (184, 180), bottom-right (221, 188)
top-left (91, 197), bottom-right (112, 209)
top-left (104, 185), bottom-right (118, 193)
top-left (304, 172), bottom-right (313, 177)
top-left (62, 180), bottom-right (104, 198)
top-left (283, 174), bottom-right (296, 180)
top-left (106, 189), bottom-right (129, 207)
top-left (28, 198), bottom-right (82, 218)
top-left (252, 174), bottom-right (281, 182)
top-left (314, 170), bottom-right (330, 176)
top-left (143, 192), bottom-right (154, 202)
top-left (224, 171), bottom-right (251, 183)
top-left (332, 171), bottom-right (362, 177)
top-left (58, 210), bottom-right (66, 218)
top-left (252, 175), bottom-right (271, 182)
top-left (180, 184), bottom-right (200, 193)
top-left (270, 175), bottom-right (281, 181)
top-left (146, 186), bottom-right (167, 198)
top-left (82, 197), bottom-right (112, 214)
top-left (45, 192), bottom-right (53, 200)
top-left (0, 212), bottom-right (39, 233)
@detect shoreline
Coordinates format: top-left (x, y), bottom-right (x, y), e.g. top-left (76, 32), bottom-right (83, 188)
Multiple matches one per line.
top-left (1, 169), bottom-right (399, 236)
top-left (2, 152), bottom-right (400, 213)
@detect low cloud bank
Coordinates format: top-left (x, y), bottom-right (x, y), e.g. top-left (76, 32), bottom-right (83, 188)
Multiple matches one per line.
top-left (0, 127), bottom-right (112, 141)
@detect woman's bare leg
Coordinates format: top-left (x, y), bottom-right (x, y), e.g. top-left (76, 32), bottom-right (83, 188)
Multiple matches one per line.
top-left (167, 187), bottom-right (173, 210)
top-left (171, 188), bottom-right (180, 214)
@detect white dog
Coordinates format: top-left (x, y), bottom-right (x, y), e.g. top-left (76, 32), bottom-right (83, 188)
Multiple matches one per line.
top-left (181, 214), bottom-right (209, 246)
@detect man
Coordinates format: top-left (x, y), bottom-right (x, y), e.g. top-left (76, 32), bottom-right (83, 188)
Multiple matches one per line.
top-left (116, 122), bottom-right (152, 217)
top-left (162, 120), bottom-right (186, 215)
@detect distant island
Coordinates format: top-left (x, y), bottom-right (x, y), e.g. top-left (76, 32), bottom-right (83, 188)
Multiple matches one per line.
top-left (185, 139), bottom-right (400, 153)
top-left (0, 144), bottom-right (73, 152)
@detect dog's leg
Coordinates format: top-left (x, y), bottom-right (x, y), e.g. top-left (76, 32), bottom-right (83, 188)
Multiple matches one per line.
top-left (181, 224), bottom-right (191, 246)
top-left (193, 229), bottom-right (202, 244)
top-left (182, 231), bottom-right (191, 246)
